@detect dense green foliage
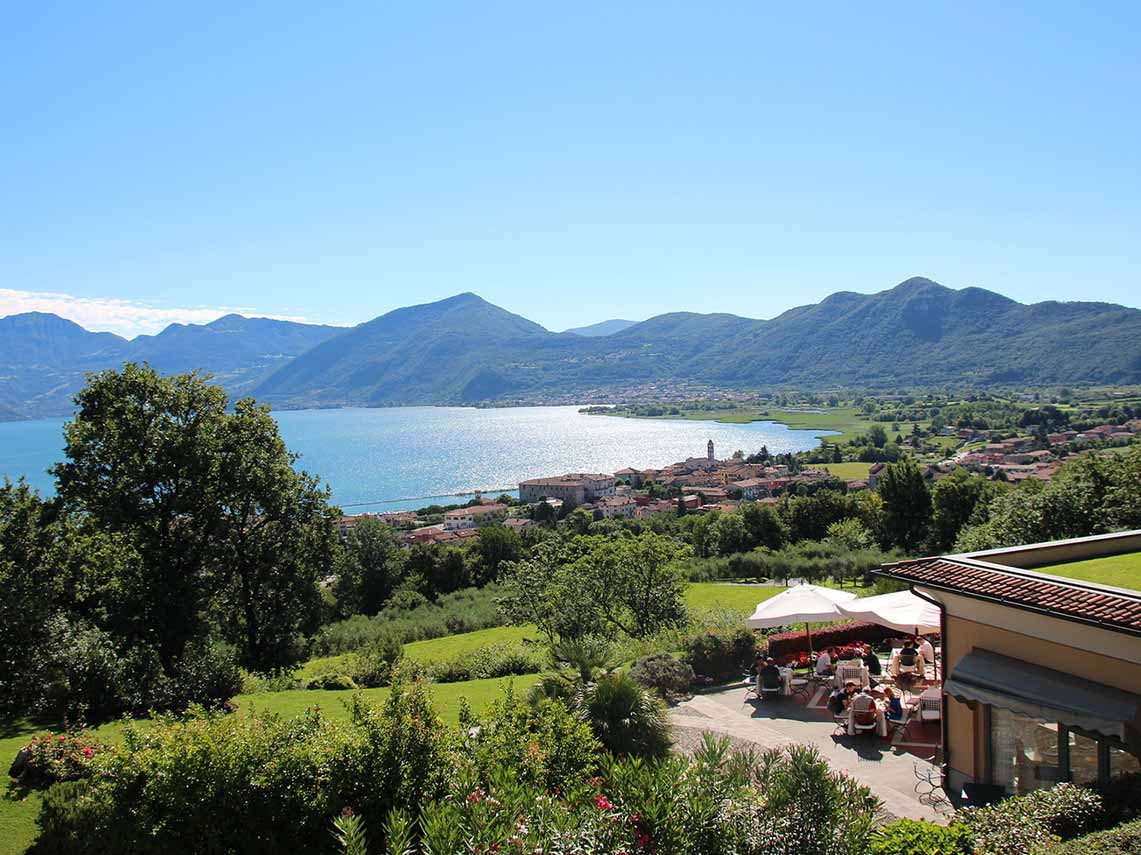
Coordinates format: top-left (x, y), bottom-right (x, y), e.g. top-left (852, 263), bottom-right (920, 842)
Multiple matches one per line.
top-left (498, 532), bottom-right (689, 642)
top-left (1048, 817), bottom-right (1141, 854)
top-left (868, 818), bottom-right (973, 854)
top-left (0, 365), bottom-right (338, 718)
top-left (956, 444), bottom-right (1141, 550)
top-left (31, 684), bottom-right (880, 855)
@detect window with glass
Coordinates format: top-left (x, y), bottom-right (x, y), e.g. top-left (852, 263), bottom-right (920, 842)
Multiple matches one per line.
top-left (990, 708), bottom-right (1059, 795)
top-left (988, 705), bottom-right (1141, 790)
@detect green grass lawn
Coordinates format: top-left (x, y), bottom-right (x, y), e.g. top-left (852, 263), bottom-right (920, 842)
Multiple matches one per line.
top-left (235, 673), bottom-right (541, 726)
top-left (1038, 552), bottom-right (1141, 591)
top-left (817, 462), bottom-right (873, 479)
top-left (684, 581), bottom-right (783, 615)
top-left (684, 580), bottom-right (870, 617)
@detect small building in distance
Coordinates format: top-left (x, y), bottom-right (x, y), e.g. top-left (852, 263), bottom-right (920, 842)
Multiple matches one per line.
top-left (442, 502), bottom-right (508, 530)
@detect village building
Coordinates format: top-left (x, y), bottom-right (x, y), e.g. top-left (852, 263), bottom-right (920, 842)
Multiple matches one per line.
top-left (518, 473), bottom-right (615, 507)
top-left (442, 502), bottom-right (508, 530)
top-left (878, 530), bottom-right (1141, 797)
top-left (594, 495), bottom-right (637, 519)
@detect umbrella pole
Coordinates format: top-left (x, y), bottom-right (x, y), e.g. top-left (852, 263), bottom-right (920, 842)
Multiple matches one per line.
top-left (806, 623), bottom-right (813, 658)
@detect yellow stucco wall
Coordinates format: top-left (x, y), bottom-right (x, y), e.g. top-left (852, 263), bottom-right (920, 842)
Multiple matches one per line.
top-left (942, 610), bottom-right (1141, 781)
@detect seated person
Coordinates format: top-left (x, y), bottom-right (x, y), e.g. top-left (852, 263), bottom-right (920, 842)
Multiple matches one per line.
top-left (883, 687), bottom-right (905, 722)
top-left (861, 643), bottom-right (882, 676)
top-left (815, 648), bottom-right (833, 676)
top-left (759, 657), bottom-right (783, 692)
top-left (850, 689), bottom-right (878, 730)
top-left (828, 681), bottom-right (859, 715)
top-left (918, 636), bottom-right (935, 665)
top-left (898, 640), bottom-right (920, 669)
top-left (753, 652), bottom-right (766, 678)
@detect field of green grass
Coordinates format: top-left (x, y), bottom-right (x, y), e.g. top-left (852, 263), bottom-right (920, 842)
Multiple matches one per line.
top-left (1039, 552), bottom-right (1141, 591)
top-left (684, 581), bottom-right (783, 615)
top-left (817, 462), bottom-right (873, 479)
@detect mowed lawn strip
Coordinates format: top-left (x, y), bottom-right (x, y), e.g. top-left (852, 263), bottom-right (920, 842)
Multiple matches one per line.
top-left (1038, 552), bottom-right (1141, 591)
top-left (300, 624), bottom-right (537, 679)
top-left (235, 673), bottom-right (541, 726)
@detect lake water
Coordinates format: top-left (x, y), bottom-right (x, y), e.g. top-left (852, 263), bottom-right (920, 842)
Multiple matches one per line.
top-left (0, 406), bottom-right (832, 512)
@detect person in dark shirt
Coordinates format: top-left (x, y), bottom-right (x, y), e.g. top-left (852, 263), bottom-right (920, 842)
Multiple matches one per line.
top-left (828, 681), bottom-right (858, 715)
top-left (861, 643), bottom-right (882, 676)
top-left (759, 657), bottom-right (782, 686)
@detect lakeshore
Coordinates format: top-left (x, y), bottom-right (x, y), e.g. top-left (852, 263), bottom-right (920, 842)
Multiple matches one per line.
top-left (0, 404), bottom-right (832, 512)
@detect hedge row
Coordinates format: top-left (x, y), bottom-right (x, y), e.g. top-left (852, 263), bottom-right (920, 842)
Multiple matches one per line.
top-left (766, 621), bottom-right (895, 659)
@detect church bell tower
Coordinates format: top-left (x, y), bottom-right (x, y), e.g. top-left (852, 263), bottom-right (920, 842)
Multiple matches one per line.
top-left (707, 439), bottom-right (715, 461)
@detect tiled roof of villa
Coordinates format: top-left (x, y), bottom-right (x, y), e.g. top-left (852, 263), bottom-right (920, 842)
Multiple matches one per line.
top-left (880, 556), bottom-right (1141, 636)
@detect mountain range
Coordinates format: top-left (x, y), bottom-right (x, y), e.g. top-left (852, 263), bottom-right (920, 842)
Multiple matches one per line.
top-left (2, 277), bottom-right (1139, 419)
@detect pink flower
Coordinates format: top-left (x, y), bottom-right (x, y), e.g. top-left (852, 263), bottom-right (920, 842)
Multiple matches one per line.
top-left (340, 806), bottom-right (354, 818)
top-left (82, 746), bottom-right (94, 758)
top-left (594, 795), bottom-right (613, 811)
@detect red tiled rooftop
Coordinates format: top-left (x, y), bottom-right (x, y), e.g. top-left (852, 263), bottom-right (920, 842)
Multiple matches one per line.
top-left (880, 557), bottom-right (1141, 635)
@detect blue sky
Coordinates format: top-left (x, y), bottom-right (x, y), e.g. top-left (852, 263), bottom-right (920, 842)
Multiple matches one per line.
top-left (2, 2), bottom-right (1139, 336)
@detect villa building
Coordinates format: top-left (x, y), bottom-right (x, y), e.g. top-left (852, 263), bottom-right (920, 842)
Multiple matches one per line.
top-left (518, 473), bottom-right (615, 507)
top-left (878, 530), bottom-right (1141, 798)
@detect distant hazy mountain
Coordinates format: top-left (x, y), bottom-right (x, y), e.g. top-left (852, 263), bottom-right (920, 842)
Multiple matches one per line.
top-left (0, 312), bottom-right (344, 418)
top-left (255, 278), bottom-right (1141, 407)
top-left (563, 319), bottom-right (637, 337)
top-left (5, 279), bottom-right (1140, 415)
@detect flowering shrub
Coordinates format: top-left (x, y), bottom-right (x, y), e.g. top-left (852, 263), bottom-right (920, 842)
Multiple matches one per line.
top-left (766, 621), bottom-right (893, 659)
top-left (780, 650), bottom-right (813, 669)
top-left (8, 731), bottom-right (105, 790)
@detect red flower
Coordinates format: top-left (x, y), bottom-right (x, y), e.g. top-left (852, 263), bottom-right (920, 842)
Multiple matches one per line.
top-left (82, 746), bottom-right (94, 758)
top-left (340, 806), bottom-right (354, 818)
top-left (594, 795), bottom-right (613, 811)
top-left (635, 829), bottom-right (651, 847)
top-left (58, 735), bottom-right (66, 742)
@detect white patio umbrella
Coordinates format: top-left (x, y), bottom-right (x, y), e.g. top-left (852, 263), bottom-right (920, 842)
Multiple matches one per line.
top-left (745, 584), bottom-right (859, 656)
top-left (836, 590), bottom-right (941, 636)
top-left (837, 589), bottom-right (942, 677)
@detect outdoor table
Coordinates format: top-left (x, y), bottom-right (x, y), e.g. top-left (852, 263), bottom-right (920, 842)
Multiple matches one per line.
top-left (833, 662), bottom-right (869, 689)
top-left (778, 666), bottom-right (794, 695)
top-left (847, 701), bottom-right (888, 737)
top-left (889, 650), bottom-right (926, 678)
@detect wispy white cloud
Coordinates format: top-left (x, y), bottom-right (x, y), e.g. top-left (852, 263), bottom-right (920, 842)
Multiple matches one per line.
top-left (0, 288), bottom-right (315, 338)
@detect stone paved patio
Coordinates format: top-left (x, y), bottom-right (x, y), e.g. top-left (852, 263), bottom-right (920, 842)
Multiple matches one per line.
top-left (669, 685), bottom-right (951, 821)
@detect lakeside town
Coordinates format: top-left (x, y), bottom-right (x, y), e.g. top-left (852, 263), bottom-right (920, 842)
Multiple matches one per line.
top-left (338, 416), bottom-right (1141, 545)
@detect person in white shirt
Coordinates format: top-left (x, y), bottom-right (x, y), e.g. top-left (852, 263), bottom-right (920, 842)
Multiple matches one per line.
top-left (815, 648), bottom-right (833, 676)
top-left (918, 636), bottom-right (935, 666)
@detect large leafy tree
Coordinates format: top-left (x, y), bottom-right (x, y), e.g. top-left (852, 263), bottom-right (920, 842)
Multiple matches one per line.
top-left (877, 460), bottom-right (933, 552)
top-left (929, 469), bottom-right (1002, 553)
top-left (52, 363), bottom-right (336, 672)
top-left (212, 399), bottom-right (336, 668)
top-left (334, 517), bottom-right (407, 616)
top-left (499, 533), bottom-right (689, 642)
